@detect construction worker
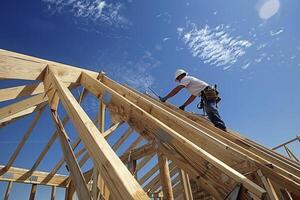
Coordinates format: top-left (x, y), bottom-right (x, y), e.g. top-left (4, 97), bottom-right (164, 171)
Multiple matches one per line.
top-left (159, 69), bottom-right (227, 131)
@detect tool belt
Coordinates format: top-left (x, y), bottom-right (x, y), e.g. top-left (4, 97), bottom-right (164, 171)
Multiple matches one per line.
top-left (197, 86), bottom-right (221, 109)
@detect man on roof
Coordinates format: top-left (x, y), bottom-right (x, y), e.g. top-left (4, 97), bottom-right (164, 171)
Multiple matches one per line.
top-left (159, 69), bottom-right (227, 131)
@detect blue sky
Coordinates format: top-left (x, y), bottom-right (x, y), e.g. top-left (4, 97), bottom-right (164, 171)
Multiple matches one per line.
top-left (1, 0), bottom-right (300, 199)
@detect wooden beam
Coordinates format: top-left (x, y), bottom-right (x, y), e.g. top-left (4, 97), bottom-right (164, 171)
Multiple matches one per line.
top-left (92, 168), bottom-right (99, 200)
top-left (45, 137), bottom-right (81, 182)
top-left (179, 170), bottom-right (193, 200)
top-left (0, 165), bottom-right (68, 187)
top-left (98, 101), bottom-right (106, 133)
top-left (112, 127), bottom-right (134, 151)
top-left (50, 110), bottom-right (92, 200)
top-left (120, 143), bottom-right (156, 163)
top-left (3, 181), bottom-right (13, 200)
top-left (283, 145), bottom-right (299, 162)
top-left (103, 122), bottom-right (123, 138)
top-left (33, 88), bottom-right (88, 175)
top-left (0, 83), bottom-right (44, 103)
top-left (136, 154), bottom-right (155, 172)
top-left (0, 49), bottom-right (99, 82)
top-left (29, 184), bottom-right (37, 200)
top-left (0, 103), bottom-right (46, 126)
top-left (0, 93), bottom-right (47, 121)
top-left (46, 68), bottom-right (149, 200)
top-left (102, 75), bottom-right (300, 188)
top-left (4, 108), bottom-right (45, 171)
top-left (51, 186), bottom-right (56, 200)
top-left (257, 170), bottom-right (279, 200)
top-left (80, 72), bottom-right (266, 199)
top-left (157, 151), bottom-right (174, 200)
top-left (139, 164), bottom-right (159, 186)
top-left (65, 181), bottom-right (76, 200)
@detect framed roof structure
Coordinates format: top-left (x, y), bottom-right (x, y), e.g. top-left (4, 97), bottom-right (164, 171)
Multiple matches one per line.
top-left (0, 49), bottom-right (300, 200)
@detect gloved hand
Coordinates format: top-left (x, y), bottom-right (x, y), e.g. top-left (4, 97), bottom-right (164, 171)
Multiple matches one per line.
top-left (179, 105), bottom-right (185, 110)
top-left (159, 96), bottom-right (167, 102)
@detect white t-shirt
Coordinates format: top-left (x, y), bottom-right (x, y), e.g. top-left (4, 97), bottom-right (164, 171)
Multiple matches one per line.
top-left (178, 75), bottom-right (209, 96)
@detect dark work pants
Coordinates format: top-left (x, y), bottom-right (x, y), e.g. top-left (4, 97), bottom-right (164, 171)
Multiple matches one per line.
top-left (204, 100), bottom-right (227, 131)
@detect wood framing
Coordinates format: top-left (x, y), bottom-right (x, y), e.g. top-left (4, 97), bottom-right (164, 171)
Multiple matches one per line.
top-left (50, 110), bottom-right (92, 200)
top-left (1, 49), bottom-right (300, 200)
top-left (44, 67), bottom-right (149, 200)
top-left (0, 165), bottom-right (68, 187)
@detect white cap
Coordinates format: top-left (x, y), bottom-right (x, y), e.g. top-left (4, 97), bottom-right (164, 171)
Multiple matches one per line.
top-left (174, 69), bottom-right (188, 80)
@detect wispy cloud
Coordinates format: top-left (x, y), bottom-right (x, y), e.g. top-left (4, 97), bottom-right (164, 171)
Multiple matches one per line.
top-left (178, 24), bottom-right (252, 70)
top-left (270, 28), bottom-right (283, 36)
top-left (114, 51), bottom-right (160, 91)
top-left (42, 0), bottom-right (130, 28)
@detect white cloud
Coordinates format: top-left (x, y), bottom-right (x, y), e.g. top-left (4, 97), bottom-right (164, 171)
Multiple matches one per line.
top-left (257, 0), bottom-right (280, 20)
top-left (163, 37), bottom-right (171, 42)
top-left (42, 0), bottom-right (129, 28)
top-left (270, 28), bottom-right (283, 36)
top-left (178, 24), bottom-right (252, 69)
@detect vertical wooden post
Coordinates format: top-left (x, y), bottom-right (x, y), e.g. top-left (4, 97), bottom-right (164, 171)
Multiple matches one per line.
top-left (179, 170), bottom-right (193, 200)
top-left (51, 186), bottom-right (56, 200)
top-left (29, 184), bottom-right (37, 200)
top-left (4, 181), bottom-right (13, 200)
top-left (157, 151), bottom-right (174, 200)
top-left (65, 182), bottom-right (76, 200)
top-left (92, 167), bottom-right (99, 200)
top-left (98, 101), bottom-right (106, 133)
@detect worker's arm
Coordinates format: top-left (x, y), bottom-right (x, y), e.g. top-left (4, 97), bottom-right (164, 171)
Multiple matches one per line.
top-left (179, 95), bottom-right (197, 110)
top-left (160, 85), bottom-right (185, 102)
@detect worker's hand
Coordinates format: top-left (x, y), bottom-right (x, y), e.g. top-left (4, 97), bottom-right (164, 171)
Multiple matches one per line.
top-left (179, 105), bottom-right (185, 110)
top-left (159, 96), bottom-right (167, 102)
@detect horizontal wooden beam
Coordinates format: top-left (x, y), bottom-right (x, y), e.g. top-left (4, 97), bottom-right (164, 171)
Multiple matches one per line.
top-left (0, 83), bottom-right (44, 103)
top-left (0, 165), bottom-right (68, 187)
top-left (0, 93), bottom-right (47, 121)
top-left (0, 102), bottom-right (46, 126)
top-left (0, 49), bottom-right (98, 82)
top-left (120, 143), bottom-right (156, 163)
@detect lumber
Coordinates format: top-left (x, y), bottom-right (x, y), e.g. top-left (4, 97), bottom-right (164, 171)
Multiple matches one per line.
top-left (29, 184), bottom-right (37, 200)
top-left (0, 93), bottom-right (47, 121)
top-left (120, 143), bottom-right (156, 163)
top-left (4, 108), bottom-right (45, 170)
top-left (50, 186), bottom-right (56, 200)
top-left (0, 102), bottom-right (46, 126)
top-left (0, 83), bottom-right (44, 103)
top-left (0, 165), bottom-right (68, 187)
top-left (179, 170), bottom-right (193, 200)
top-left (81, 72), bottom-right (266, 198)
top-left (112, 127), bottom-right (133, 151)
top-left (111, 78), bottom-right (300, 193)
top-left (46, 68), bottom-right (149, 200)
top-left (0, 49), bottom-right (98, 82)
top-left (50, 110), bottom-right (92, 200)
top-left (257, 170), bottom-right (279, 200)
top-left (4, 181), bottom-right (13, 200)
top-left (98, 101), bottom-right (106, 133)
top-left (157, 151), bottom-right (174, 200)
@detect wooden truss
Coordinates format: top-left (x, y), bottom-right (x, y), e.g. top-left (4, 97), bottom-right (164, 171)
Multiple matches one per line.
top-left (0, 49), bottom-right (300, 200)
